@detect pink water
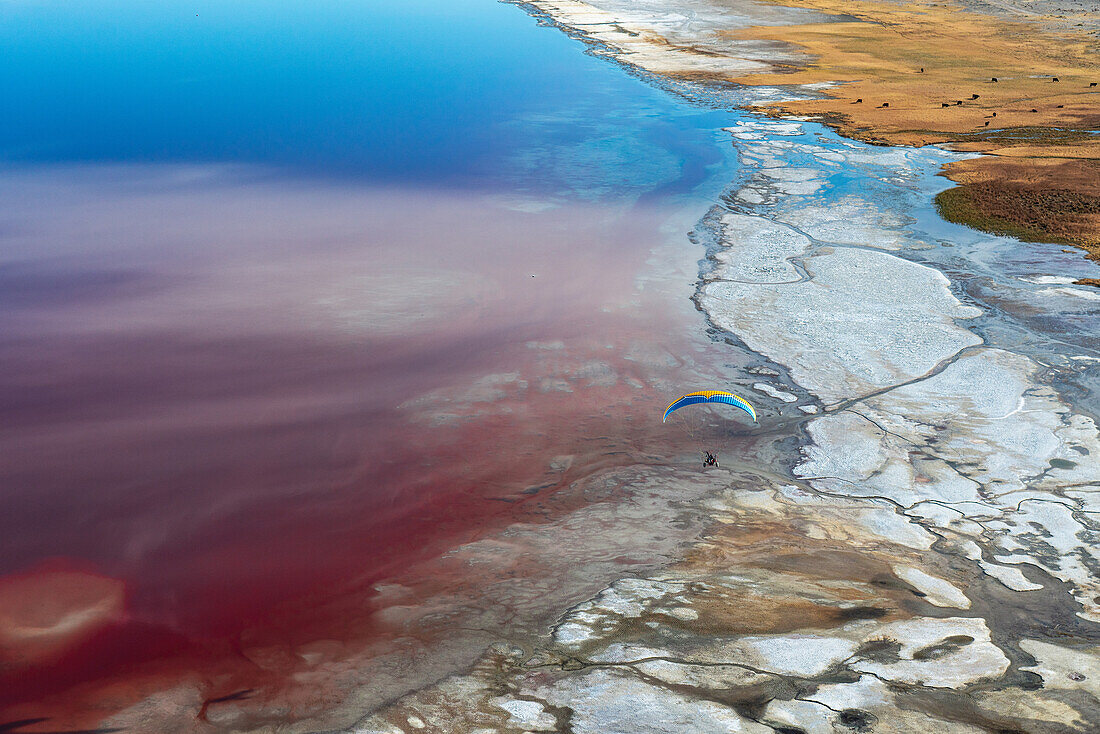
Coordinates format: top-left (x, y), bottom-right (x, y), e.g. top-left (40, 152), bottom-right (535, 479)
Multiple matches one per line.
top-left (0, 167), bottom-right (741, 726)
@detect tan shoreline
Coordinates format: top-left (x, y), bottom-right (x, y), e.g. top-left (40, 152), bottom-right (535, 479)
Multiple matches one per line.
top-left (725, 0), bottom-right (1100, 269)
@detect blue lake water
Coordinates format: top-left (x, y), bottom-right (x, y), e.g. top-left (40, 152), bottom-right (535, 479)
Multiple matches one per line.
top-left (0, 0), bottom-right (735, 195)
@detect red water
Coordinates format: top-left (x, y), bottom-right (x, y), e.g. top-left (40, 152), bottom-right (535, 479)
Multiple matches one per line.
top-left (0, 168), bottom-right (729, 729)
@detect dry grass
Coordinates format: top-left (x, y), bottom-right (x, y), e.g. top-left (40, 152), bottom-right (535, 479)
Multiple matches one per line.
top-left (729, 0), bottom-right (1100, 145)
top-left (718, 0), bottom-right (1100, 264)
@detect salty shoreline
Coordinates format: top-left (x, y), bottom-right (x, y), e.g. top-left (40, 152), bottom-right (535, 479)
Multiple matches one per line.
top-left (347, 1), bottom-right (1100, 732)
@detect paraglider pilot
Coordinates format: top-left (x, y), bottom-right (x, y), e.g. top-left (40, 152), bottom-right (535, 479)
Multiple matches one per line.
top-left (663, 391), bottom-right (755, 471)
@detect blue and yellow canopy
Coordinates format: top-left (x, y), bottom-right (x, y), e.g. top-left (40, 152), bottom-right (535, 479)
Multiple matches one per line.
top-left (662, 390), bottom-right (756, 423)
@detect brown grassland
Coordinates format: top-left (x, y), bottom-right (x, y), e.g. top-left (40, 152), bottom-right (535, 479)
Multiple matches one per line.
top-left (721, 0), bottom-right (1100, 278)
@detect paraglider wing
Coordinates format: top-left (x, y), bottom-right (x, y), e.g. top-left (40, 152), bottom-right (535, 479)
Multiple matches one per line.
top-left (662, 390), bottom-right (756, 423)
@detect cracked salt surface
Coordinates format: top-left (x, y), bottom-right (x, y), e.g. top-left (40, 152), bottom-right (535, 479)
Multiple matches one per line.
top-left (710, 212), bottom-right (807, 283)
top-left (533, 668), bottom-right (774, 734)
top-left (797, 348), bottom-right (1100, 617)
top-left (776, 197), bottom-right (910, 251)
top-left (702, 245), bottom-right (983, 404)
top-left (552, 578), bottom-right (689, 649)
top-left (700, 113), bottom-right (1100, 624)
top-left (688, 99), bottom-right (1096, 725)
top-left (730, 634), bottom-right (859, 676)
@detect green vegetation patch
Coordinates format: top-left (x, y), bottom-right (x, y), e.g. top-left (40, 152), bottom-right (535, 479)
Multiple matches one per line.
top-left (935, 183), bottom-right (1100, 255)
top-left (899, 126), bottom-right (1100, 147)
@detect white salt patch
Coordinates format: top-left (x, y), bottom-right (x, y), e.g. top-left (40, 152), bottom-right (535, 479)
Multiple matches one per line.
top-left (535, 668), bottom-right (773, 734)
top-left (633, 659), bottom-right (771, 689)
top-left (667, 606), bottom-right (699, 621)
top-left (892, 565), bottom-right (971, 609)
top-left (805, 675), bottom-right (891, 716)
top-left (959, 540), bottom-right (983, 560)
top-left (753, 382), bottom-right (798, 402)
top-left (735, 634), bottom-right (859, 676)
top-left (1020, 639), bottom-right (1100, 691)
top-left (762, 698), bottom-right (835, 734)
top-left (589, 643), bottom-right (670, 664)
top-left (980, 561), bottom-right (1044, 592)
top-left (496, 699), bottom-right (557, 730)
top-left (853, 504), bottom-right (938, 550)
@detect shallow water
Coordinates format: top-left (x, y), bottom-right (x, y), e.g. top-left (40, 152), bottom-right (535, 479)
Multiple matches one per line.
top-left (0, 0), bottom-right (757, 722)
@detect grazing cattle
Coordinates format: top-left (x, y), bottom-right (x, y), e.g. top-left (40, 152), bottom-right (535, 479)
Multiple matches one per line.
top-left (955, 100), bottom-right (963, 105)
top-left (992, 112), bottom-right (997, 117)
top-left (1053, 77), bottom-right (1059, 82)
top-left (992, 77), bottom-right (998, 82)
top-left (879, 102), bottom-right (889, 108)
top-left (1091, 82), bottom-right (1097, 87)
top-left (971, 94), bottom-right (980, 99)
top-left (1031, 108), bottom-right (1038, 112)
top-left (854, 98), bottom-right (862, 103)
top-left (942, 102), bottom-right (950, 107)
top-left (984, 121), bottom-right (990, 126)
top-left (1057, 104), bottom-right (1064, 108)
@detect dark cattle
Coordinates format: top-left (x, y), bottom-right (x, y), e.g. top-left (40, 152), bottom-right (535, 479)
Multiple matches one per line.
top-left (1053, 77), bottom-right (1060, 82)
top-left (942, 102), bottom-right (950, 107)
top-left (879, 102), bottom-right (889, 107)
top-left (854, 98), bottom-right (862, 103)
top-left (1031, 108), bottom-right (1038, 112)
top-left (984, 121), bottom-right (989, 126)
top-left (992, 112), bottom-right (997, 117)
top-left (992, 77), bottom-right (998, 82)
top-left (1057, 104), bottom-right (1064, 108)
top-left (971, 94), bottom-right (980, 99)
top-left (1091, 82), bottom-right (1098, 87)
top-left (955, 100), bottom-right (963, 105)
